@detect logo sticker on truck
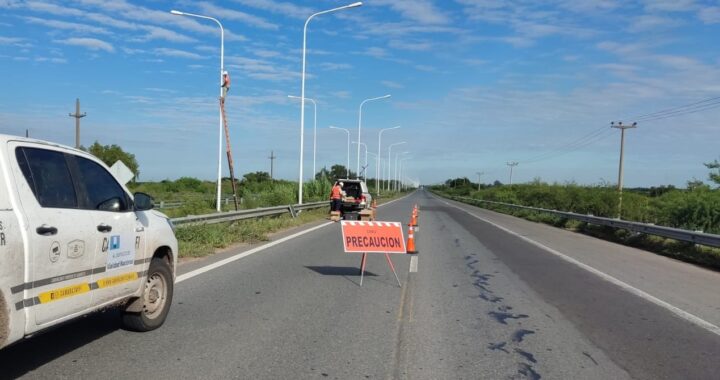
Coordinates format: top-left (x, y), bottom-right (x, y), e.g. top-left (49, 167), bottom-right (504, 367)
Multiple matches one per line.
top-left (67, 240), bottom-right (85, 259)
top-left (106, 235), bottom-right (136, 271)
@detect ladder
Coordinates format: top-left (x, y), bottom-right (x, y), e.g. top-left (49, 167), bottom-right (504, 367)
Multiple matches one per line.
top-left (220, 97), bottom-right (240, 211)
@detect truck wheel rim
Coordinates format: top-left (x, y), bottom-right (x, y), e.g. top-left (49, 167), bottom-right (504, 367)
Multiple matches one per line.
top-left (143, 271), bottom-right (167, 319)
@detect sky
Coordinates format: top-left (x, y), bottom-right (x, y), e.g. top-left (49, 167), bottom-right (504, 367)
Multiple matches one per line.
top-left (0, 0), bottom-right (719, 187)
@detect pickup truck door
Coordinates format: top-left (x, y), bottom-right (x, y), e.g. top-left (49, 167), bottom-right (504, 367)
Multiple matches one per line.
top-left (69, 155), bottom-right (143, 305)
top-left (10, 145), bottom-right (97, 329)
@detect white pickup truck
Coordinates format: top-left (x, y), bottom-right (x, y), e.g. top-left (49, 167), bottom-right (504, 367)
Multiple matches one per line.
top-left (0, 135), bottom-right (178, 350)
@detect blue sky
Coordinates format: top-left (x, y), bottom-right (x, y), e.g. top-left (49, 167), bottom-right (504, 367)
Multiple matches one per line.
top-left (1, 0), bottom-right (719, 187)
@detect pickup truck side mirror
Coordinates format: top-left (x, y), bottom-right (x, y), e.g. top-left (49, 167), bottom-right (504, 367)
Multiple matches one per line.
top-left (134, 192), bottom-right (154, 211)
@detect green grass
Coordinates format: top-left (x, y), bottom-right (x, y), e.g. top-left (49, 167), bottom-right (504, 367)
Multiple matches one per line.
top-left (174, 189), bottom-right (414, 258)
top-left (175, 208), bottom-right (329, 258)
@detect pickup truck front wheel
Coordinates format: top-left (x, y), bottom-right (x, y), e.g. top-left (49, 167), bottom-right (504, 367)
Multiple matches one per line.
top-left (122, 257), bottom-right (174, 331)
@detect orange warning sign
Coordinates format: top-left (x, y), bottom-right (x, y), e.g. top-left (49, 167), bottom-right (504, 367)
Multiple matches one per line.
top-left (341, 221), bottom-right (406, 253)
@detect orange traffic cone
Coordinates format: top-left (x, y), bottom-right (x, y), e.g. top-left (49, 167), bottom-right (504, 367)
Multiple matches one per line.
top-left (409, 211), bottom-right (418, 227)
top-left (406, 226), bottom-right (418, 254)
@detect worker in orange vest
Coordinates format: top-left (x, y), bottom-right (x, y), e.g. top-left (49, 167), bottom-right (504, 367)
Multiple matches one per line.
top-left (330, 181), bottom-right (344, 216)
top-left (221, 70), bottom-right (230, 98)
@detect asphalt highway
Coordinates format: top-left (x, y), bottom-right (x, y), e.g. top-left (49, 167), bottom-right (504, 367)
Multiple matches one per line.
top-left (2, 190), bottom-right (719, 379)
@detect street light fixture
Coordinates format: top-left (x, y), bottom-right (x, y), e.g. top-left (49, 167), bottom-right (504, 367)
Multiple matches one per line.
top-left (377, 125), bottom-right (400, 195)
top-left (288, 95), bottom-right (318, 179)
top-left (170, 9), bottom-right (225, 212)
top-left (387, 141), bottom-right (406, 191)
top-left (329, 126), bottom-right (351, 178)
top-left (297, 2), bottom-right (363, 204)
top-left (357, 94), bottom-right (391, 178)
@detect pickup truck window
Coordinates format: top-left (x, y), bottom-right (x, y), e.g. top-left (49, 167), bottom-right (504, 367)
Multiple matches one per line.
top-left (74, 156), bottom-right (130, 212)
top-left (15, 147), bottom-right (78, 208)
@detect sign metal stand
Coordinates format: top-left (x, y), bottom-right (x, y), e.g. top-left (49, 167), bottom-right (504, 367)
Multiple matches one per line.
top-left (341, 221), bottom-right (406, 288)
top-left (358, 252), bottom-right (402, 287)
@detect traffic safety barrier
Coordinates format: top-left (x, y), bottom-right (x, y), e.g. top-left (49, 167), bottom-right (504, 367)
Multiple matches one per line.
top-left (170, 201), bottom-right (330, 226)
top-left (406, 226), bottom-right (418, 254)
top-left (444, 195), bottom-right (720, 249)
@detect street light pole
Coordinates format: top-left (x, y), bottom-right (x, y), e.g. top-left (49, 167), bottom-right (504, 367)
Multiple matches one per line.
top-left (330, 126), bottom-right (351, 178)
top-left (387, 141), bottom-right (406, 191)
top-left (377, 125), bottom-right (400, 195)
top-left (170, 9), bottom-right (224, 212)
top-left (288, 95), bottom-right (318, 179)
top-left (357, 94), bottom-right (391, 178)
top-left (298, 2), bottom-right (362, 204)
top-left (399, 157), bottom-right (411, 191)
top-left (394, 152), bottom-right (409, 192)
top-left (352, 141), bottom-right (368, 179)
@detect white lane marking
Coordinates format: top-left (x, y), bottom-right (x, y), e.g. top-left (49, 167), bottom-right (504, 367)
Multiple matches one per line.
top-left (436, 196), bottom-right (720, 337)
top-left (177, 222), bottom-right (333, 283)
top-left (177, 192), bottom-right (414, 284)
top-left (409, 256), bottom-right (418, 273)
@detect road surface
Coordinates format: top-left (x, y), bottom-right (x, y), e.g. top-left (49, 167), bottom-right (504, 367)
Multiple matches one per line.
top-left (2, 190), bottom-right (719, 379)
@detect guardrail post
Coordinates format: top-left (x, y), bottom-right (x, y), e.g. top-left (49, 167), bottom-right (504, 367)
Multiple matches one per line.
top-left (288, 205), bottom-right (298, 218)
top-left (160, 200), bottom-right (165, 208)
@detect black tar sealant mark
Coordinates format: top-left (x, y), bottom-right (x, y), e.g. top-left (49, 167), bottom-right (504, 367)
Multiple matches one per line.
top-left (514, 348), bottom-right (537, 364)
top-left (511, 329), bottom-right (536, 343)
top-left (488, 311), bottom-right (529, 325)
top-left (517, 363), bottom-right (542, 380)
top-left (487, 342), bottom-right (510, 353)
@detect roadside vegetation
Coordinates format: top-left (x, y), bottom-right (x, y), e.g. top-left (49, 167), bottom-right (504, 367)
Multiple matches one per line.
top-left (124, 164), bottom-right (412, 258)
top-left (431, 160), bottom-right (720, 270)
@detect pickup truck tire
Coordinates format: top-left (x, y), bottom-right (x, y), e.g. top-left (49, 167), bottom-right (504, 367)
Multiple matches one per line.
top-left (122, 257), bottom-right (173, 331)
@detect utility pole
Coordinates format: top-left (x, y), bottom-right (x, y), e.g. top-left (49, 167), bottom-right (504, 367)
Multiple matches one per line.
top-left (476, 171), bottom-right (484, 191)
top-left (506, 162), bottom-right (518, 185)
top-left (68, 98), bottom-right (86, 149)
top-left (611, 121), bottom-right (637, 219)
top-left (269, 150), bottom-right (276, 180)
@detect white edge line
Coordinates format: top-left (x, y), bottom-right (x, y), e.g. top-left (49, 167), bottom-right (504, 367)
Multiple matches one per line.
top-left (409, 256), bottom-right (418, 273)
top-left (176, 222), bottom-right (333, 283)
top-left (436, 195), bottom-right (720, 337)
top-left (177, 192), bottom-right (414, 284)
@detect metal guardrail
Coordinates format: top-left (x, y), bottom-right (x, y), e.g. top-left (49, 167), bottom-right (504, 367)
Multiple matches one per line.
top-left (170, 201), bottom-right (330, 226)
top-left (157, 197), bottom-right (236, 209)
top-left (444, 195), bottom-right (720, 248)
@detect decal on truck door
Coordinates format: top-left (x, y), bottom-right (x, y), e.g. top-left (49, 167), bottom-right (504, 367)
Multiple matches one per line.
top-left (106, 235), bottom-right (135, 271)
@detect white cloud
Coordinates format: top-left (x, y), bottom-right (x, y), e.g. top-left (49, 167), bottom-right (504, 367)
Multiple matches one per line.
top-left (231, 0), bottom-right (313, 19)
top-left (373, 0), bottom-right (450, 25)
top-left (330, 90), bottom-right (351, 99)
top-left (362, 47), bottom-right (388, 59)
top-left (0, 36), bottom-right (24, 44)
top-left (388, 39), bottom-right (432, 51)
top-left (135, 26), bottom-right (196, 43)
top-left (317, 62), bottom-right (352, 71)
top-left (225, 55), bottom-right (298, 82)
top-left (56, 37), bottom-right (114, 52)
top-left (196, 2), bottom-right (279, 30)
top-left (22, 16), bottom-right (112, 35)
top-left (643, 0), bottom-right (697, 12)
top-left (381, 80), bottom-right (404, 89)
top-left (628, 14), bottom-right (682, 32)
top-left (698, 6), bottom-right (720, 24)
top-left (153, 48), bottom-right (204, 60)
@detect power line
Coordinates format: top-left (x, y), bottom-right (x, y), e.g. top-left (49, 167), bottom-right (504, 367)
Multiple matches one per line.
top-left (632, 95), bottom-right (720, 121)
top-left (519, 126), bottom-right (613, 164)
